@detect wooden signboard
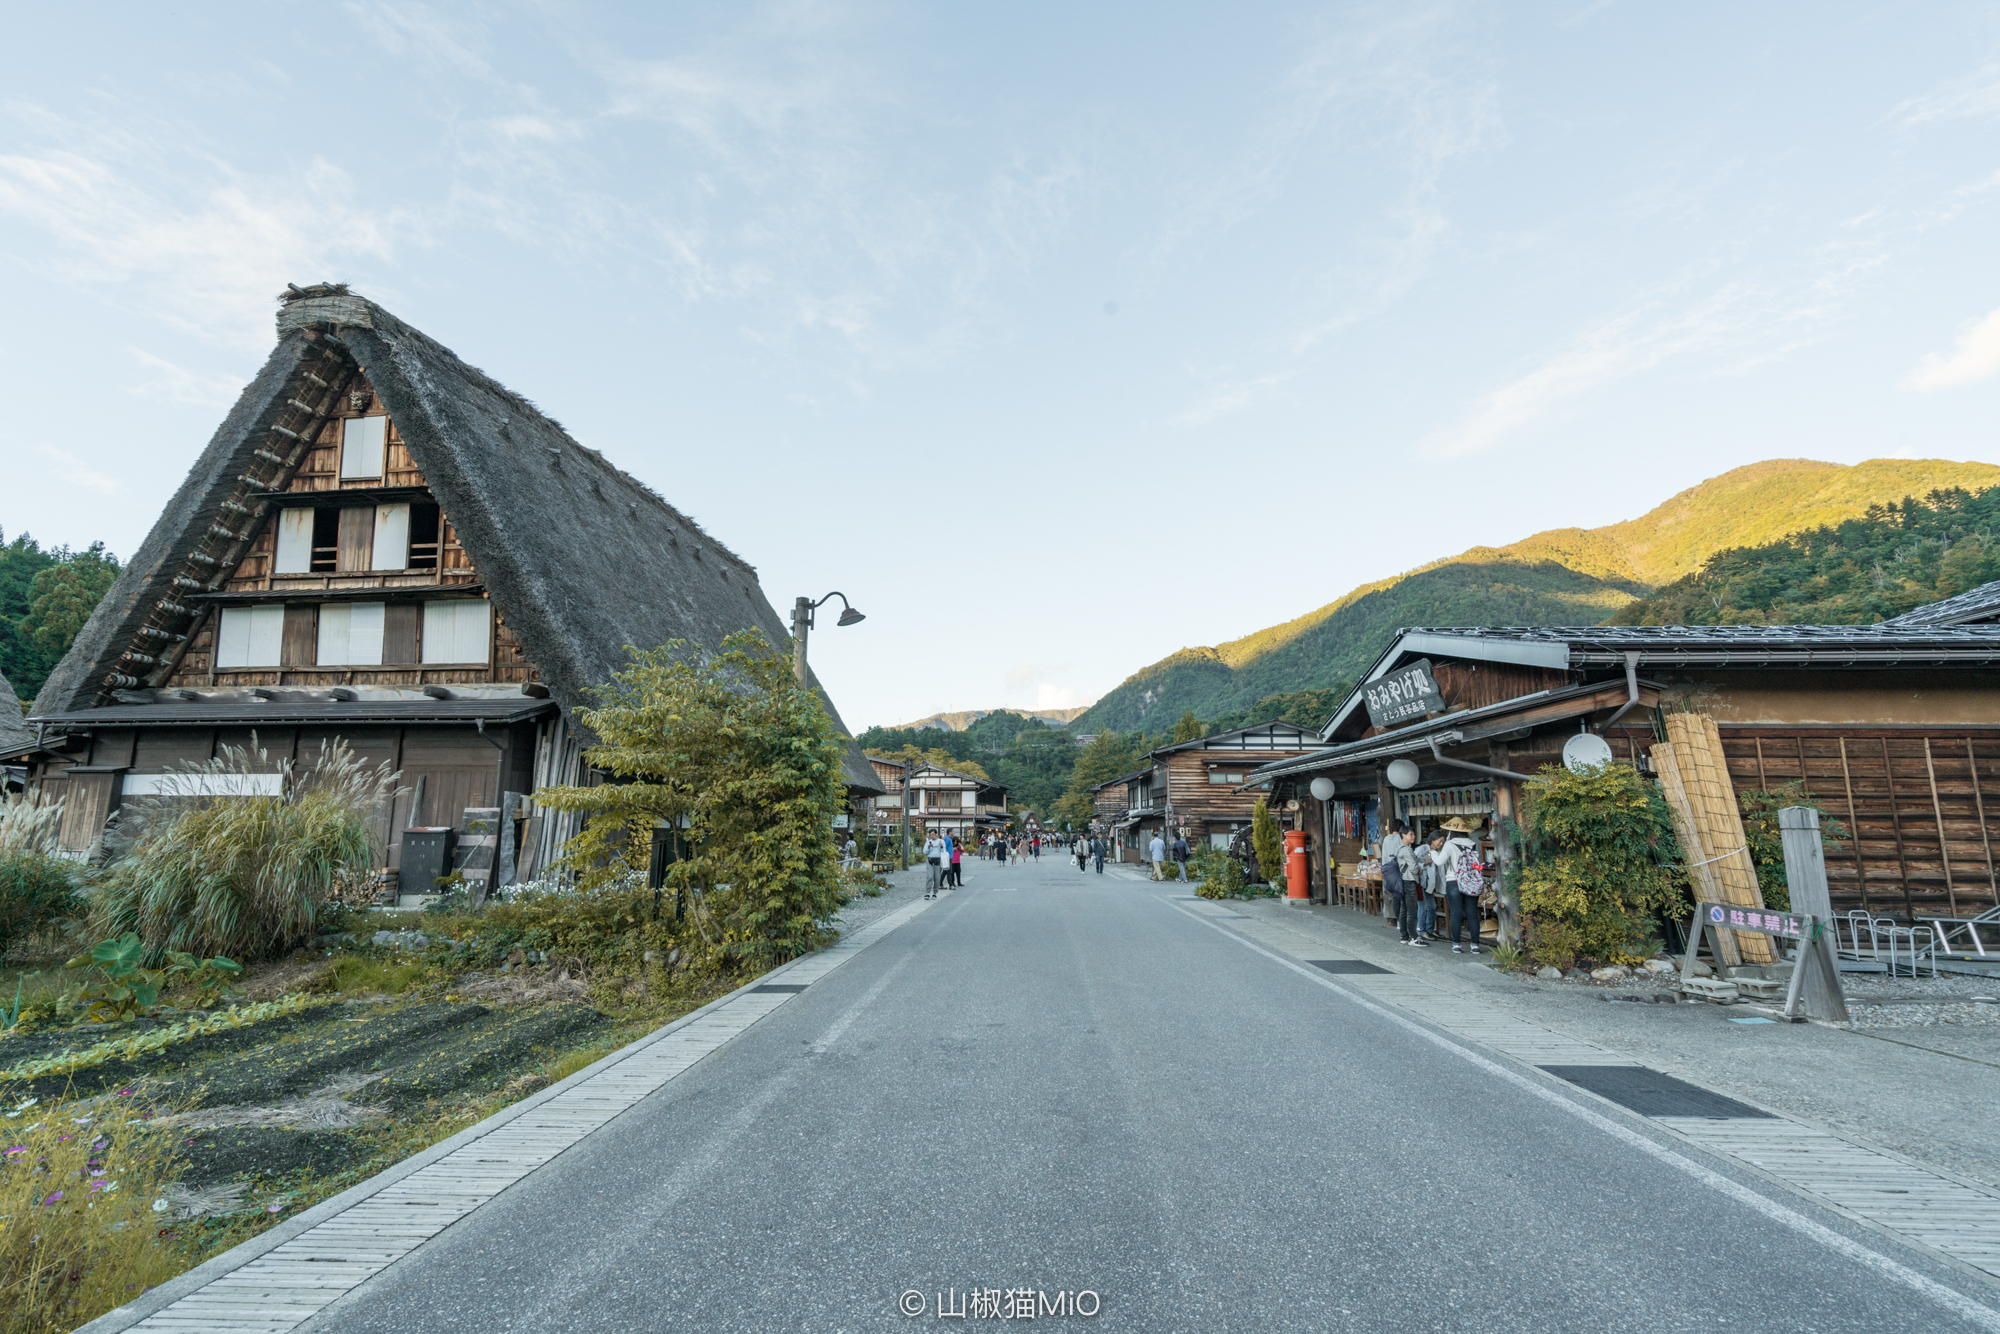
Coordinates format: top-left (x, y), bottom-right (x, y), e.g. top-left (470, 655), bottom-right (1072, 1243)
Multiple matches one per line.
top-left (1364, 658), bottom-right (1445, 729)
top-left (1679, 900), bottom-right (1846, 1021)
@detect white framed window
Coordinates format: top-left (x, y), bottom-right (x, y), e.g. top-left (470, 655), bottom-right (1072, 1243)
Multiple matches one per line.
top-left (340, 416), bottom-right (387, 479)
top-left (1207, 770), bottom-right (1243, 785)
top-left (123, 773), bottom-right (283, 798)
top-left (274, 508), bottom-right (314, 574)
top-left (215, 605), bottom-right (284, 668)
top-left (371, 503), bottom-right (409, 570)
top-left (422, 599), bottom-right (491, 664)
top-left (317, 602), bottom-right (385, 666)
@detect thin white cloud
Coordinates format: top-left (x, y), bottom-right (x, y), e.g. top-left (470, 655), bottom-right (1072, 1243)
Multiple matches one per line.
top-left (1907, 306), bottom-right (2000, 391)
top-left (35, 444), bottom-right (121, 493)
top-left (125, 349), bottom-right (244, 408)
top-left (0, 112), bottom-right (411, 348)
top-left (1033, 683), bottom-right (1088, 710)
top-left (1421, 281), bottom-right (1775, 459)
top-left (1890, 62), bottom-right (2000, 127)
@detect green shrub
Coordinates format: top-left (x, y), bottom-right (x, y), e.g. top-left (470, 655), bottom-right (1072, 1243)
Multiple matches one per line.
top-left (1251, 800), bottom-right (1282, 884)
top-left (0, 849), bottom-right (80, 954)
top-left (92, 739), bottom-right (396, 963)
top-left (1736, 781), bottom-right (1847, 913)
top-left (1512, 762), bottom-right (1682, 966)
top-left (534, 630), bottom-right (849, 970)
top-left (1189, 846), bottom-right (1246, 900)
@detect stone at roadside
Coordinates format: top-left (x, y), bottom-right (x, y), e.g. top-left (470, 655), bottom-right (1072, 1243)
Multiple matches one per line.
top-left (1590, 965), bottom-right (1631, 981)
top-left (1690, 960), bottom-right (1713, 977)
top-left (1642, 959), bottom-right (1677, 975)
top-left (371, 929), bottom-right (430, 952)
top-left (1536, 966), bottom-right (1563, 980)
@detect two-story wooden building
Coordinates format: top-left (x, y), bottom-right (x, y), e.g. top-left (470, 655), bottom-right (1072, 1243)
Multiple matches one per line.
top-left (1244, 621), bottom-right (2000, 923)
top-left (900, 763), bottom-right (1010, 838)
top-left (1093, 723), bottom-right (1326, 862)
top-left (15, 285), bottom-right (882, 887)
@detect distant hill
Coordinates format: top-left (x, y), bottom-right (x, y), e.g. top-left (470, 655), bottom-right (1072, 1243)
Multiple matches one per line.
top-left (890, 706), bottom-right (1091, 733)
top-left (1078, 457), bottom-right (2000, 732)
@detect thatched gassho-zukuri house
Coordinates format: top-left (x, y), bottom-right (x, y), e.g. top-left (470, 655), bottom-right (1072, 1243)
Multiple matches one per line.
top-left (25, 284), bottom-right (882, 881)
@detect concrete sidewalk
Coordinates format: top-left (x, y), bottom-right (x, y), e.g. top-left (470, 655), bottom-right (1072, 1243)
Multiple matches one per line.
top-left (1221, 894), bottom-right (2000, 1189)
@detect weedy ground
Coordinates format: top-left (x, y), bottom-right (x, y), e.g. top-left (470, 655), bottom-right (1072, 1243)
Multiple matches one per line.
top-left (0, 921), bottom-right (753, 1333)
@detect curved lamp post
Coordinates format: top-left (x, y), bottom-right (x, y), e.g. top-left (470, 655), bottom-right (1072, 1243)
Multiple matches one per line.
top-left (791, 591), bottom-right (864, 687)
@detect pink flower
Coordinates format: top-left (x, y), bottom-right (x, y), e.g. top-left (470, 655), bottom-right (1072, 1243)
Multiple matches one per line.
top-left (42, 1191), bottom-right (63, 1205)
top-left (5, 1147), bottom-right (25, 1156)
top-left (89, 1181), bottom-right (111, 1193)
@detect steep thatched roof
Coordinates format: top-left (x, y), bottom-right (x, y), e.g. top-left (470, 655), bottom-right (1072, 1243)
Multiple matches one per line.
top-left (35, 288), bottom-right (883, 794)
top-left (0, 669), bottom-right (31, 758)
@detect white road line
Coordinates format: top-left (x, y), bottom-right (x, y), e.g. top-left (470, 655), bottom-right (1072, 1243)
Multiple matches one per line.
top-left (808, 950), bottom-right (916, 1053)
top-left (86, 893), bottom-right (941, 1334)
top-left (1162, 899), bottom-right (2000, 1331)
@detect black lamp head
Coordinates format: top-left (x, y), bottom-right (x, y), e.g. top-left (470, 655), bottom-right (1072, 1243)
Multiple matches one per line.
top-left (836, 607), bottom-right (865, 627)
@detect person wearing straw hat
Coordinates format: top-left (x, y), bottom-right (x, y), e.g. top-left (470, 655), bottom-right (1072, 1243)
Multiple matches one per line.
top-left (1437, 816), bottom-right (1484, 953)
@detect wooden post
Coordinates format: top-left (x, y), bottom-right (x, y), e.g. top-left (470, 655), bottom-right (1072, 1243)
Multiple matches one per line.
top-left (1778, 806), bottom-right (1849, 1022)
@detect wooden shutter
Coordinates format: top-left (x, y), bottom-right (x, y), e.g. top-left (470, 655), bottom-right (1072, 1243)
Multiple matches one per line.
top-left (340, 416), bottom-right (386, 479)
top-left (336, 507), bottom-right (375, 573)
top-left (372, 504), bottom-right (409, 570)
top-left (384, 603), bottom-right (421, 664)
top-left (58, 773), bottom-right (118, 852)
top-left (281, 604), bottom-right (317, 666)
top-left (274, 509), bottom-right (314, 574)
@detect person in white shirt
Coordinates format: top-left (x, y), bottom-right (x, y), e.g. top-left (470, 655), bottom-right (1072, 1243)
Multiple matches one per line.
top-left (923, 834), bottom-right (946, 898)
top-left (1149, 832), bottom-right (1167, 880)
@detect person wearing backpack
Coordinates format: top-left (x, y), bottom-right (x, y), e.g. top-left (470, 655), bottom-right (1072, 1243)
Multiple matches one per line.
top-left (1438, 817), bottom-right (1485, 953)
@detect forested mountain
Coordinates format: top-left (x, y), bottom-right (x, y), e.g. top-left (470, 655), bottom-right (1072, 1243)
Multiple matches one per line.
top-left (888, 706), bottom-right (1088, 732)
top-left (1611, 485), bottom-right (2000, 625)
top-left (1077, 458), bottom-right (2000, 732)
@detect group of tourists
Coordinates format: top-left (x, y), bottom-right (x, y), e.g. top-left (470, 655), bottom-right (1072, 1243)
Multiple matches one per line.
top-left (1070, 835), bottom-right (1107, 873)
top-left (1378, 816), bottom-right (1488, 952)
top-left (921, 830), bottom-right (1067, 897)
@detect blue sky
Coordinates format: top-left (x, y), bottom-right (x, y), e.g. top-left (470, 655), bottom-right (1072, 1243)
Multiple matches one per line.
top-left (4, 2), bottom-right (2000, 730)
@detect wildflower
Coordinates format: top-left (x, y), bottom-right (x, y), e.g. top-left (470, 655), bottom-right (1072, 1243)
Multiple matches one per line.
top-left (88, 1181), bottom-right (112, 1193)
top-left (5, 1147), bottom-right (24, 1156)
top-left (41, 1192), bottom-right (63, 1205)
top-left (90, 1169), bottom-right (106, 1177)
top-left (267, 1203), bottom-right (282, 1213)
top-left (151, 1199), bottom-right (168, 1213)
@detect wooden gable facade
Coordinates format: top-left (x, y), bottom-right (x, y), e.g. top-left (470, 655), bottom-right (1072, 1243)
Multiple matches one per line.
top-left (902, 763), bottom-right (1008, 836)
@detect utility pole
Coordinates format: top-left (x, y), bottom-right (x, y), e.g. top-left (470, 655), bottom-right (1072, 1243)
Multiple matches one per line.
top-left (897, 761), bottom-right (911, 870)
top-left (791, 595), bottom-right (812, 688)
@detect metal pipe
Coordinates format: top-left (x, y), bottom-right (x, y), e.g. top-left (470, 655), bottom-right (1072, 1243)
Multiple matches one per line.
top-left (1427, 732), bottom-right (1527, 782)
top-left (1598, 651), bottom-right (1643, 733)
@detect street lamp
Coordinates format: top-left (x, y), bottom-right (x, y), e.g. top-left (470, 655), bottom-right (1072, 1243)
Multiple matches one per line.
top-left (790, 591), bottom-right (864, 687)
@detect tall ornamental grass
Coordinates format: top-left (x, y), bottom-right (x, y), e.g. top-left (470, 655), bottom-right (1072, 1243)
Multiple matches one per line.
top-left (0, 1091), bottom-right (185, 1333)
top-left (0, 798), bottom-right (80, 959)
top-left (93, 740), bottom-right (397, 962)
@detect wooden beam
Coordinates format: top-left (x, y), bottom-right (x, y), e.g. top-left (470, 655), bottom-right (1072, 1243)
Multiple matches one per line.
top-left (1923, 738), bottom-right (1958, 919)
top-left (1839, 738), bottom-right (1869, 913)
top-left (1882, 737), bottom-right (1915, 922)
top-left (1970, 737), bottom-right (1997, 906)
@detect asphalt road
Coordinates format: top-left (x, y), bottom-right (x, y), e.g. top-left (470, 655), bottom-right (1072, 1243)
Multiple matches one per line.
top-left (302, 855), bottom-right (2000, 1333)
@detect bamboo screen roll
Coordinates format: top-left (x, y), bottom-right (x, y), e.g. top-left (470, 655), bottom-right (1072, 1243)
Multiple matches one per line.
top-left (1662, 712), bottom-right (1774, 965)
top-left (1653, 742), bottom-right (1742, 967)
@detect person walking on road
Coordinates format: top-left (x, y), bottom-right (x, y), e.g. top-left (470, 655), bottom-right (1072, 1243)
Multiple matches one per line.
top-left (1149, 832), bottom-right (1168, 881)
top-left (948, 836), bottom-right (964, 888)
top-left (1074, 835), bottom-right (1088, 872)
top-left (1438, 817), bottom-right (1485, 953)
top-left (1172, 834), bottom-right (1190, 871)
top-left (1092, 836), bottom-right (1106, 874)
top-left (923, 833), bottom-right (946, 898)
top-left (1032, 837), bottom-right (1040, 862)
